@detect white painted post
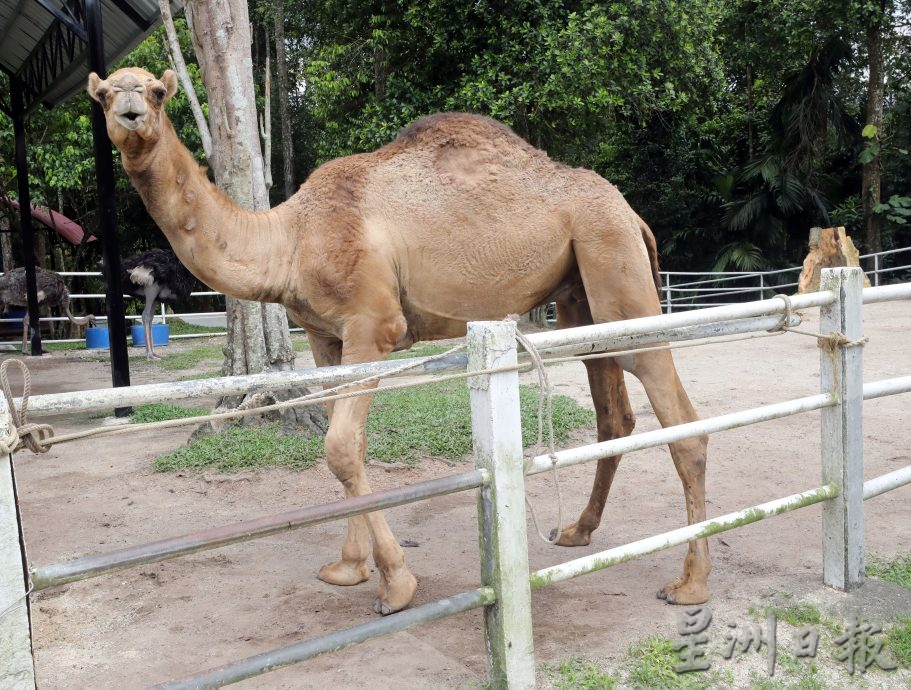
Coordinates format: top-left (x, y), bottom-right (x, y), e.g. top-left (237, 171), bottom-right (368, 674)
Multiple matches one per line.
top-left (759, 273), bottom-right (765, 300)
top-left (874, 253), bottom-right (880, 287)
top-left (820, 267), bottom-right (865, 591)
top-left (0, 398), bottom-right (36, 688)
top-left (468, 321), bottom-right (535, 690)
top-left (665, 273), bottom-right (673, 314)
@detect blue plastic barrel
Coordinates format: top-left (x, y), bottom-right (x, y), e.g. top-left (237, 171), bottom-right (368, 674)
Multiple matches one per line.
top-left (131, 323), bottom-right (170, 348)
top-left (85, 326), bottom-right (110, 349)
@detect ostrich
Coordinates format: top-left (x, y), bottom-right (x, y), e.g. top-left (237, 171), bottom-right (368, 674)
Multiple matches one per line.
top-left (0, 267), bottom-right (95, 353)
top-left (121, 248), bottom-right (195, 359)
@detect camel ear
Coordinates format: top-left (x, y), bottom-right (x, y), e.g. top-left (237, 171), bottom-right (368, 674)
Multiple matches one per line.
top-left (160, 70), bottom-right (179, 101)
top-left (87, 72), bottom-right (107, 103)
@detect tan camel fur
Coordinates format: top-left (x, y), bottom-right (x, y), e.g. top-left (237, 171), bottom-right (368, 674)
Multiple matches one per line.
top-left (88, 67), bottom-right (709, 615)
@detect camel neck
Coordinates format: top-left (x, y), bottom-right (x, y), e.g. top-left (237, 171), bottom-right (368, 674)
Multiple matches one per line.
top-left (122, 121), bottom-right (294, 304)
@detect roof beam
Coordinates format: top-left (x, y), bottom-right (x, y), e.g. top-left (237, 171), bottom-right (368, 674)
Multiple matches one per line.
top-left (33, 0), bottom-right (88, 42)
top-left (0, 0), bottom-right (31, 50)
top-left (109, 0), bottom-right (152, 31)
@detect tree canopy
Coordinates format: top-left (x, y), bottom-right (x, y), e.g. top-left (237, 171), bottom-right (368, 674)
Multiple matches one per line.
top-left (1, 0), bottom-right (909, 274)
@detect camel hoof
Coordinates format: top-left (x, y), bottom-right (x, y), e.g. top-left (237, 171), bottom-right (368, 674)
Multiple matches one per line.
top-left (374, 569), bottom-right (417, 615)
top-left (657, 580), bottom-right (709, 605)
top-left (317, 560), bottom-right (370, 586)
top-left (551, 522), bottom-right (593, 547)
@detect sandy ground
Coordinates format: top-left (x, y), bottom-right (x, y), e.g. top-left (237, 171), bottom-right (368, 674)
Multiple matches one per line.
top-left (7, 300), bottom-right (911, 688)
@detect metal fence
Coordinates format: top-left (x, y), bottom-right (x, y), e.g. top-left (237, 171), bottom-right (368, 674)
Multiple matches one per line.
top-left (1, 268), bottom-right (910, 688)
top-left (3, 246), bottom-right (910, 347)
top-left (662, 246), bottom-right (911, 312)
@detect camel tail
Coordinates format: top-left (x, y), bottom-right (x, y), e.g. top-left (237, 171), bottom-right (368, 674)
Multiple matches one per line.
top-left (637, 215), bottom-right (662, 299)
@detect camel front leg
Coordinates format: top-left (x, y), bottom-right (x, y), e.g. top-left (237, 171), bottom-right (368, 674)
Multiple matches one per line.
top-left (322, 389), bottom-right (417, 614)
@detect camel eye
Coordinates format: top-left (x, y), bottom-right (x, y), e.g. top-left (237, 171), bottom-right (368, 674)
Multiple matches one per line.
top-left (95, 87), bottom-right (110, 101)
top-left (152, 85), bottom-right (166, 102)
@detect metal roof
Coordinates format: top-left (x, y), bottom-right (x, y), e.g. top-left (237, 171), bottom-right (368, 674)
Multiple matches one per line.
top-left (0, 1), bottom-right (178, 112)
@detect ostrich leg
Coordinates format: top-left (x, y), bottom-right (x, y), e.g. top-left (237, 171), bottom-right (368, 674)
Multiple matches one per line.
top-left (20, 311), bottom-right (28, 354)
top-left (142, 285), bottom-right (161, 360)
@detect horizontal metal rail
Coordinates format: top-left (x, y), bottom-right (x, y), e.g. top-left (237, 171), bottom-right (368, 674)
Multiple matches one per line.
top-left (151, 586), bottom-right (495, 690)
top-left (527, 289), bottom-right (836, 351)
top-left (526, 392), bottom-right (838, 476)
top-left (862, 282), bottom-right (911, 304)
top-left (29, 470), bottom-right (486, 590)
top-left (528, 484), bottom-right (839, 590)
top-left (863, 465), bottom-right (911, 500)
top-left (19, 312), bottom-right (802, 416)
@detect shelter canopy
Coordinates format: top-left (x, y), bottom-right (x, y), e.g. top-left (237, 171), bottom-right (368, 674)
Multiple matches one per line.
top-left (0, 0), bottom-right (177, 114)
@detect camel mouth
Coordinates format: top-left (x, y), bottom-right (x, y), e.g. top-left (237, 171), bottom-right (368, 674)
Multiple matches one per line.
top-left (115, 111), bottom-right (146, 131)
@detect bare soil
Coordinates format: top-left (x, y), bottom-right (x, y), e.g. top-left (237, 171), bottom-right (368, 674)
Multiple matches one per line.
top-left (9, 301), bottom-right (911, 688)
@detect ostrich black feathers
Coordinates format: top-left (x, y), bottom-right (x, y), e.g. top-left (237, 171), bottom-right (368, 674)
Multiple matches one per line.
top-left (121, 248), bottom-right (195, 304)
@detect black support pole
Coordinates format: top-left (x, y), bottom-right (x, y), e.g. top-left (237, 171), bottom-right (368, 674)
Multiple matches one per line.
top-left (10, 77), bottom-right (42, 356)
top-left (85, 0), bottom-right (131, 414)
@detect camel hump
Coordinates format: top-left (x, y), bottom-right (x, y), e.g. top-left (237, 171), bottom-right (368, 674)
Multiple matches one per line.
top-left (393, 112), bottom-right (539, 154)
top-left (637, 215), bottom-right (663, 297)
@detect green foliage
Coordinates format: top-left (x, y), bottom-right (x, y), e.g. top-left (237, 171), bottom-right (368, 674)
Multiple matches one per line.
top-left (154, 423), bottom-right (322, 472)
top-left (623, 635), bottom-right (716, 689)
top-left (134, 343), bottom-right (224, 371)
top-left (130, 403), bottom-right (208, 424)
top-left (543, 657), bottom-right (617, 690)
top-left (154, 379), bottom-right (593, 472)
top-left (867, 554), bottom-right (911, 589)
top-left (886, 616), bottom-right (911, 669)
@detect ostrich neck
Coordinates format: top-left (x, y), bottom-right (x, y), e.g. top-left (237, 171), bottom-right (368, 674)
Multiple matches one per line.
top-left (122, 122), bottom-right (295, 304)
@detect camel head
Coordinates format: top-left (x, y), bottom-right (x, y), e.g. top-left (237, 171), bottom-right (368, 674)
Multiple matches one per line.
top-left (87, 68), bottom-right (178, 154)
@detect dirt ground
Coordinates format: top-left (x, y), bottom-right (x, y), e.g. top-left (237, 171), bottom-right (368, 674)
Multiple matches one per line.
top-left (8, 300), bottom-right (911, 688)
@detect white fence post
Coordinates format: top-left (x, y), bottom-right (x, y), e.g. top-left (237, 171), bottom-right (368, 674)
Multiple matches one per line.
top-left (820, 267), bottom-right (865, 590)
top-left (468, 321), bottom-right (535, 689)
top-left (0, 398), bottom-right (36, 688)
top-left (665, 273), bottom-right (673, 313)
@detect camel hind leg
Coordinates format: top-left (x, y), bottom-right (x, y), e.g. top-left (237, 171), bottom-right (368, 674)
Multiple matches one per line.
top-left (551, 291), bottom-right (636, 547)
top-left (572, 222), bottom-right (710, 605)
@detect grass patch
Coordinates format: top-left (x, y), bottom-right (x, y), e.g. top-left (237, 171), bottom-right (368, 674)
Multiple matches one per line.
top-left (292, 337), bottom-right (310, 352)
top-left (367, 379), bottom-right (593, 463)
top-left (544, 657), bottom-right (616, 689)
top-left (749, 602), bottom-right (823, 628)
top-left (154, 424), bottom-right (322, 473)
top-left (130, 403), bottom-right (208, 424)
top-left (389, 343), bottom-right (455, 360)
top-left (145, 343), bottom-right (224, 371)
top-left (886, 616), bottom-right (911, 669)
top-left (176, 369), bottom-right (223, 381)
top-left (154, 379), bottom-right (593, 472)
top-left (43, 340), bottom-right (86, 351)
top-left (164, 319), bottom-right (226, 336)
top-left (623, 636), bottom-right (730, 690)
top-left (867, 554), bottom-right (911, 589)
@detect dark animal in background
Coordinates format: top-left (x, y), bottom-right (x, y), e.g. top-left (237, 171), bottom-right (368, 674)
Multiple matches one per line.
top-left (0, 267), bottom-right (95, 353)
top-left (121, 248), bottom-right (195, 359)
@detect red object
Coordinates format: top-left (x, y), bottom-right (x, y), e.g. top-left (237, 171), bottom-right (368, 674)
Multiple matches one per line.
top-left (1, 197), bottom-right (97, 245)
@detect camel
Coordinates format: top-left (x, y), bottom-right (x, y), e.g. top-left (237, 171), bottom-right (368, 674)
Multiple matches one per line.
top-left (88, 67), bottom-right (709, 616)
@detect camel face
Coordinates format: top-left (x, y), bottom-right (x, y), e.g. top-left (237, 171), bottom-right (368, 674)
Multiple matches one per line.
top-left (87, 68), bottom-right (177, 150)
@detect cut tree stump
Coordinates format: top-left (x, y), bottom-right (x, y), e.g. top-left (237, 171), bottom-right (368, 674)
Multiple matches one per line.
top-left (797, 227), bottom-right (870, 293)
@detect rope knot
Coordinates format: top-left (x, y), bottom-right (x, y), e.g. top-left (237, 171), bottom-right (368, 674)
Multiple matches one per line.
top-left (768, 294), bottom-right (793, 333)
top-left (0, 359), bottom-right (54, 454)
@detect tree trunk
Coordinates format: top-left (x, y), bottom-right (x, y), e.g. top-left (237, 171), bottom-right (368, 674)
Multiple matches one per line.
top-left (185, 0), bottom-right (326, 437)
top-left (274, 3), bottom-right (295, 200)
top-left (0, 210), bottom-right (13, 273)
top-left (862, 8), bottom-right (885, 264)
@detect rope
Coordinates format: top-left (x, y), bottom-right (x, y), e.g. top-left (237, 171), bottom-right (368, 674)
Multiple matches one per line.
top-left (0, 585), bottom-right (32, 622)
top-left (0, 360), bottom-right (54, 454)
top-left (514, 326), bottom-right (565, 545)
top-left (9, 311), bottom-right (866, 452)
top-left (768, 294), bottom-right (869, 348)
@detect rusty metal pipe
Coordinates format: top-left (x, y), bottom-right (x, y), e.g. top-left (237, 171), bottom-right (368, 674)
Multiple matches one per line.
top-left (30, 470), bottom-right (486, 590)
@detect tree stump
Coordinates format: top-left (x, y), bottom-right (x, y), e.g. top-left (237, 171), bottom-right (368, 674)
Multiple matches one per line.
top-left (797, 227), bottom-right (870, 293)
